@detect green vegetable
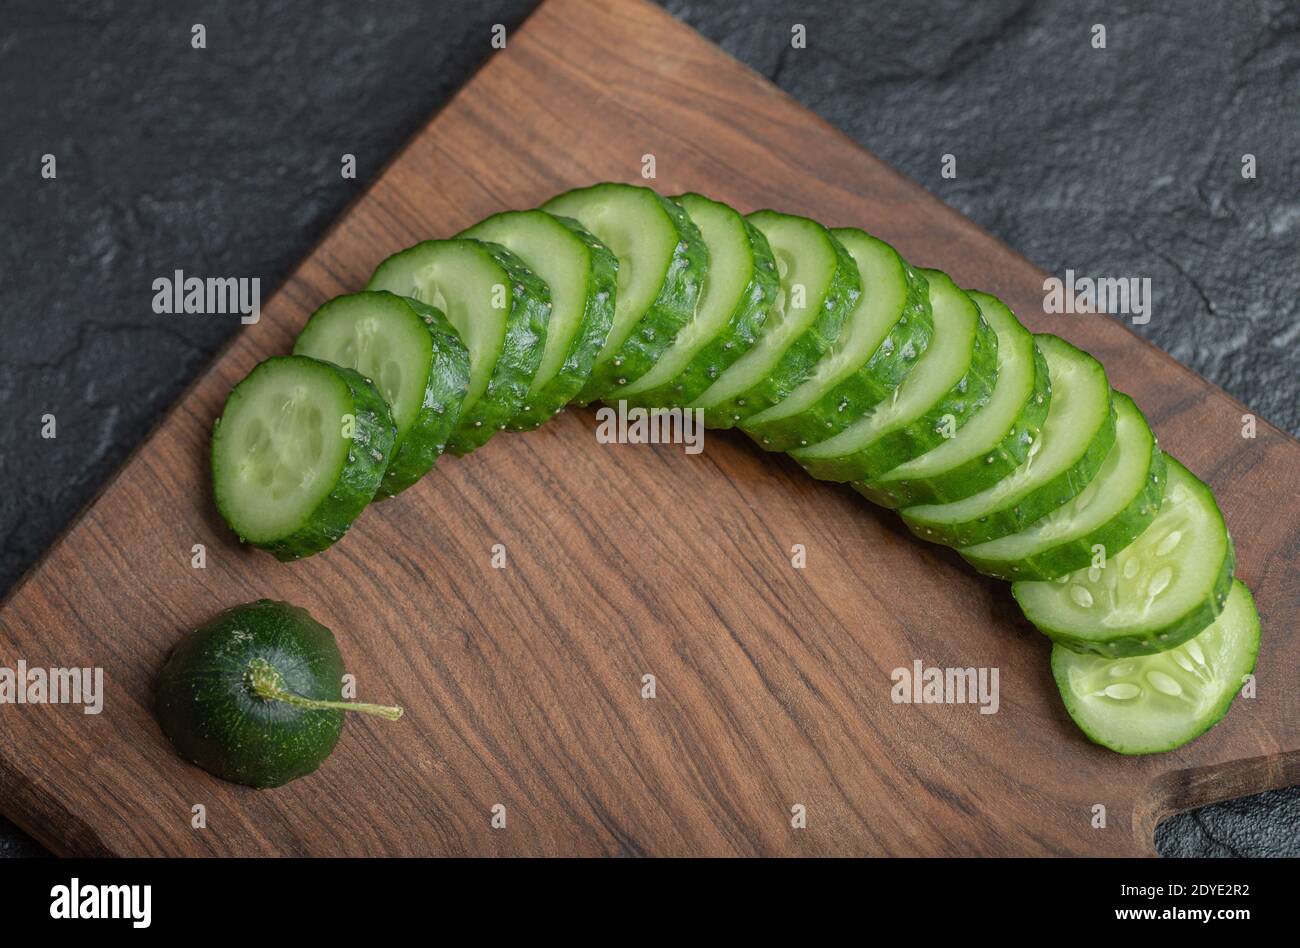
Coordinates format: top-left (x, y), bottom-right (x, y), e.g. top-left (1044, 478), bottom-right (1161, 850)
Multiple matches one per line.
top-left (898, 333), bottom-right (1115, 547)
top-left (620, 193), bottom-right (779, 408)
top-left (156, 600), bottom-right (402, 789)
top-left (960, 391), bottom-right (1165, 580)
top-left (790, 269), bottom-right (998, 481)
top-left (1051, 580), bottom-right (1258, 753)
top-left (742, 227), bottom-right (932, 452)
top-left (366, 238), bottom-right (551, 452)
top-left (542, 182), bottom-right (708, 402)
top-left (209, 182), bottom-right (1260, 757)
top-left (1013, 457), bottom-right (1235, 657)
top-left (212, 355), bottom-right (397, 561)
top-left (293, 291), bottom-right (470, 496)
top-left (458, 210), bottom-right (618, 428)
top-left (692, 209), bottom-right (860, 427)
top-left (855, 291), bottom-right (1049, 507)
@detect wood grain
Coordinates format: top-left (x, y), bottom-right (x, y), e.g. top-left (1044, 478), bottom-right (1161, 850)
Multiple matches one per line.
top-left (0, 0), bottom-right (1296, 857)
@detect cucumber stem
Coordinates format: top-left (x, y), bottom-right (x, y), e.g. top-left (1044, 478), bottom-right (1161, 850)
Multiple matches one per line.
top-left (247, 658), bottom-right (403, 721)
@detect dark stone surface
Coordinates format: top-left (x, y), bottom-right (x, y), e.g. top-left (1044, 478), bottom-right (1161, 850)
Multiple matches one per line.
top-left (0, 0), bottom-right (1295, 856)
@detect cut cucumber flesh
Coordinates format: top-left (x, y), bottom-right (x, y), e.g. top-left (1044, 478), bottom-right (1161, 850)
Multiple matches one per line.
top-left (459, 210), bottom-right (617, 428)
top-left (855, 291), bottom-right (1050, 507)
top-left (961, 392), bottom-right (1166, 580)
top-left (741, 228), bottom-right (933, 452)
top-left (542, 183), bottom-right (707, 402)
top-left (1052, 580), bottom-right (1258, 754)
top-left (212, 355), bottom-right (396, 561)
top-left (621, 193), bottom-right (779, 408)
top-left (293, 291), bottom-right (470, 496)
top-left (791, 269), bottom-right (998, 482)
top-left (1013, 457), bottom-right (1235, 657)
top-left (691, 210), bottom-right (860, 427)
top-left (899, 334), bottom-right (1115, 547)
top-left (367, 238), bottom-right (550, 454)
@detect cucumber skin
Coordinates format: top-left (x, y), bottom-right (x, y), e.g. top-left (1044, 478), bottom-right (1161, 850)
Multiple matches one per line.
top-left (743, 252), bottom-right (933, 453)
top-left (451, 240), bottom-right (552, 452)
top-left (213, 357), bottom-right (397, 562)
top-left (467, 213), bottom-right (618, 430)
top-left (962, 435), bottom-right (1168, 582)
top-left (377, 298), bottom-right (471, 496)
top-left (1052, 580), bottom-right (1260, 754)
top-left (622, 203), bottom-right (780, 409)
top-left (856, 312), bottom-right (1052, 509)
top-left (156, 600), bottom-right (346, 788)
top-left (572, 192), bottom-right (709, 404)
top-left (792, 283), bottom-right (1000, 483)
top-left (1018, 522), bottom-right (1236, 659)
top-left (701, 215), bottom-right (861, 428)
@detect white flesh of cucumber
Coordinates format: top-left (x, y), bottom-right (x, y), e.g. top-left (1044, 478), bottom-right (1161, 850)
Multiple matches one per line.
top-left (1014, 458), bottom-right (1231, 648)
top-left (293, 293), bottom-right (432, 443)
top-left (366, 240), bottom-right (507, 419)
top-left (1052, 580), bottom-right (1258, 754)
top-left (213, 359), bottom-right (350, 542)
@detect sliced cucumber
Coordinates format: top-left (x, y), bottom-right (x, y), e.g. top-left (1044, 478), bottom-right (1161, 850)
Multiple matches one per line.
top-left (1014, 457), bottom-right (1235, 656)
top-left (899, 334), bottom-right (1115, 547)
top-left (790, 269), bottom-right (998, 482)
top-left (621, 193), bottom-right (779, 408)
top-left (212, 355), bottom-right (396, 561)
top-left (961, 392), bottom-right (1166, 580)
top-left (458, 210), bottom-right (617, 429)
top-left (366, 238), bottom-right (550, 454)
top-left (293, 291), bottom-right (470, 497)
top-left (741, 228), bottom-right (932, 452)
top-left (691, 210), bottom-right (860, 428)
top-left (855, 291), bottom-right (1050, 507)
top-left (1052, 580), bottom-right (1259, 754)
top-left (542, 183), bottom-right (707, 402)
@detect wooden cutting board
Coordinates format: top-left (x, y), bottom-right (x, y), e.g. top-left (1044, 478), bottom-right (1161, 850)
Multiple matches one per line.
top-left (1, 0), bottom-right (1296, 857)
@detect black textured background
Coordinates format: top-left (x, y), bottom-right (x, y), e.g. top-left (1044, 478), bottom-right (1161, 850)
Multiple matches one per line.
top-left (1, 0), bottom-right (1296, 857)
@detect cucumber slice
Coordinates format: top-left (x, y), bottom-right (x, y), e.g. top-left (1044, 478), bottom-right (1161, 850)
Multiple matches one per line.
top-left (855, 291), bottom-right (1050, 507)
top-left (790, 269), bottom-right (998, 482)
top-left (212, 355), bottom-right (397, 561)
top-left (1014, 457), bottom-right (1235, 656)
top-left (366, 238), bottom-right (550, 454)
top-left (621, 193), bottom-right (779, 408)
top-left (691, 210), bottom-right (861, 428)
top-left (741, 228), bottom-right (933, 452)
top-left (1052, 580), bottom-right (1259, 754)
top-left (961, 392), bottom-right (1166, 580)
top-left (542, 183), bottom-right (707, 402)
top-left (293, 291), bottom-right (470, 497)
top-left (459, 210), bottom-right (617, 428)
top-left (899, 334), bottom-right (1115, 546)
